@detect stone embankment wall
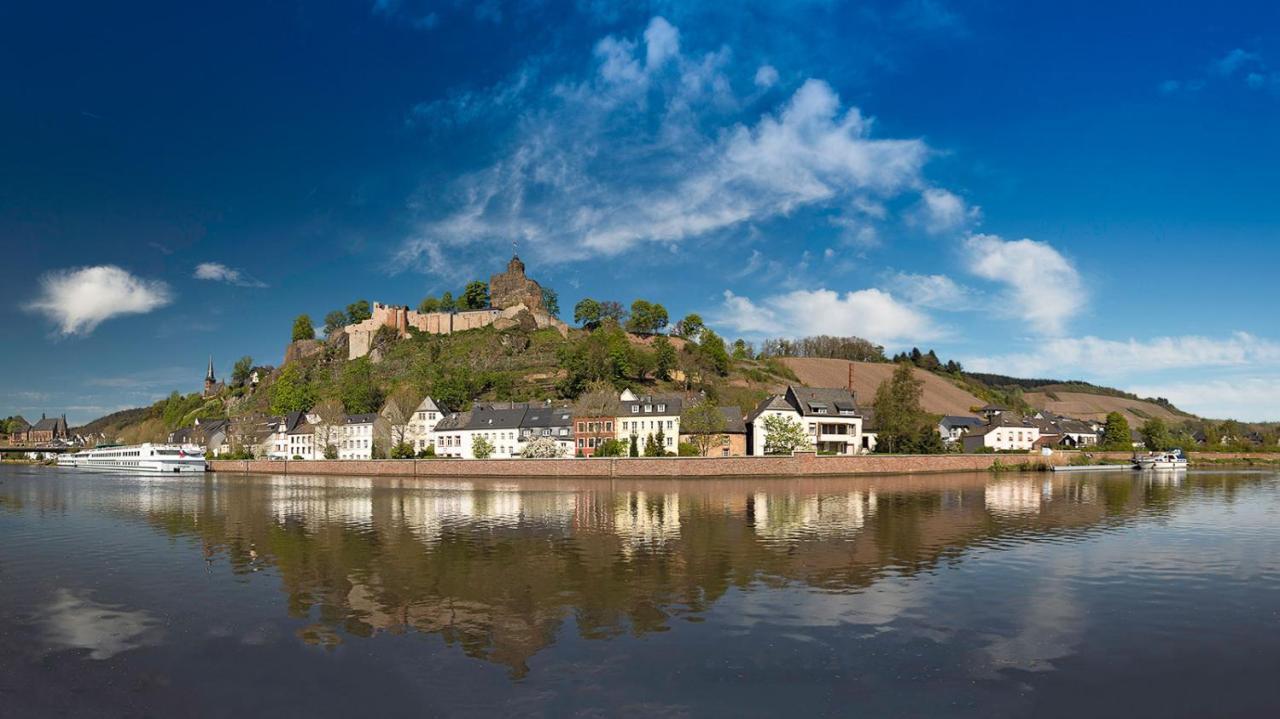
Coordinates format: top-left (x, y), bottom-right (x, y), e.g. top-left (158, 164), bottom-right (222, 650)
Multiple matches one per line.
top-left (205, 451), bottom-right (1270, 479)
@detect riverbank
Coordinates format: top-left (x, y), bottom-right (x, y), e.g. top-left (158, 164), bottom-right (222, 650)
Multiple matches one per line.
top-left (206, 451), bottom-right (1279, 478)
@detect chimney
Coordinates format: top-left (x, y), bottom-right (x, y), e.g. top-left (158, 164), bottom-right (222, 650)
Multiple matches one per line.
top-left (847, 362), bottom-right (854, 393)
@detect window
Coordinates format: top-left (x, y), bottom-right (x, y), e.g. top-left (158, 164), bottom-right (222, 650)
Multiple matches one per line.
top-left (644, 405), bottom-right (652, 413)
top-left (632, 406), bottom-right (639, 414)
top-left (605, 421), bottom-right (612, 431)
top-left (577, 422), bottom-right (585, 432)
top-left (657, 404), bottom-right (666, 412)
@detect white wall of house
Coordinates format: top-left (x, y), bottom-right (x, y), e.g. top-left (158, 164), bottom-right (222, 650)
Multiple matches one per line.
top-left (615, 405), bottom-right (680, 454)
top-left (406, 399), bottom-right (445, 453)
top-left (339, 422), bottom-right (376, 460)
top-left (968, 426), bottom-right (1042, 452)
top-left (749, 408), bottom-right (806, 456)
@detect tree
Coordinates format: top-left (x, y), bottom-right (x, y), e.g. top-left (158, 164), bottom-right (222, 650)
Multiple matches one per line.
top-left (418, 296), bottom-right (441, 314)
top-left (346, 300), bottom-right (371, 324)
top-left (390, 442), bottom-right (415, 459)
top-left (599, 300), bottom-right (628, 324)
top-left (522, 436), bottom-right (563, 458)
top-left (697, 329), bottom-right (731, 376)
top-left (574, 298), bottom-right (602, 328)
top-left (644, 428), bottom-right (668, 456)
top-left (681, 401), bottom-right (726, 456)
top-left (629, 434), bottom-right (640, 457)
top-left (626, 300), bottom-right (669, 334)
top-left (762, 414), bottom-right (811, 455)
top-left (339, 357), bottom-right (382, 414)
top-left (323, 310), bottom-right (347, 337)
top-left (678, 442), bottom-right (700, 456)
top-left (1101, 412), bottom-right (1132, 450)
top-left (312, 397), bottom-right (345, 457)
top-left (231, 356), bottom-right (254, 386)
top-left (557, 323), bottom-right (636, 395)
top-left (541, 287), bottom-right (560, 317)
top-left (675, 313), bottom-right (704, 339)
top-left (439, 291), bottom-right (456, 312)
top-left (731, 339), bottom-right (752, 360)
top-left (1141, 418), bottom-right (1173, 452)
top-left (472, 435), bottom-right (494, 459)
top-left (323, 444), bottom-right (338, 460)
top-left (871, 362), bottom-right (930, 454)
top-left (460, 281), bottom-right (489, 310)
top-left (595, 438), bottom-right (627, 457)
top-left (270, 364), bottom-right (315, 415)
top-left (653, 336), bottom-right (677, 380)
top-left (382, 388), bottom-right (418, 448)
top-left (292, 314), bottom-right (315, 342)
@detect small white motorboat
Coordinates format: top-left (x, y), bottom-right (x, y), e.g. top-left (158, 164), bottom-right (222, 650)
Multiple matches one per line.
top-left (1133, 449), bottom-right (1188, 471)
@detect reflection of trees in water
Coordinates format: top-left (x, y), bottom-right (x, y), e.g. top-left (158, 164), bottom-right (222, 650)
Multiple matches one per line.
top-left (17, 471), bottom-right (1258, 676)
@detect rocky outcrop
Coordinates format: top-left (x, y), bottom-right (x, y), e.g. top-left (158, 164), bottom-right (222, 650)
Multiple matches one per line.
top-left (489, 256), bottom-right (546, 312)
top-left (284, 339), bottom-right (324, 365)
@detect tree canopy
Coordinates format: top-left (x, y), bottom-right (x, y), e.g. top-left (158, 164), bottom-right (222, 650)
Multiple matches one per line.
top-left (574, 298), bottom-right (602, 328)
top-left (626, 300), bottom-right (669, 334)
top-left (270, 364), bottom-right (315, 415)
top-left (339, 357), bottom-right (382, 414)
top-left (291, 314), bottom-right (315, 342)
top-left (871, 361), bottom-right (941, 454)
top-left (762, 414), bottom-right (811, 455)
top-left (346, 300), bottom-right (372, 324)
top-left (1101, 412), bottom-right (1132, 450)
top-left (460, 281), bottom-right (489, 310)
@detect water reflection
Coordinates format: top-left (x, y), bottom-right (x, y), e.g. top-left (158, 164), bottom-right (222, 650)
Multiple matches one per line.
top-left (0, 469), bottom-right (1270, 681)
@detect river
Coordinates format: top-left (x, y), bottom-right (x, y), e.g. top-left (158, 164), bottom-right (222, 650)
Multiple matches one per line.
top-left (1, 465), bottom-right (1277, 717)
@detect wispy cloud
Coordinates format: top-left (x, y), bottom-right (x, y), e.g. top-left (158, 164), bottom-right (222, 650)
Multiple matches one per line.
top-left (884, 271), bottom-right (980, 310)
top-left (194, 262), bottom-right (267, 288)
top-left (1161, 47), bottom-right (1277, 95)
top-left (26, 266), bottom-right (173, 336)
top-left (906, 187), bottom-right (980, 234)
top-left (713, 287), bottom-right (941, 346)
top-left (1126, 376), bottom-right (1280, 422)
top-left (963, 233), bottom-right (1084, 335)
top-left (965, 332), bottom-right (1280, 378)
top-left (395, 16), bottom-right (939, 272)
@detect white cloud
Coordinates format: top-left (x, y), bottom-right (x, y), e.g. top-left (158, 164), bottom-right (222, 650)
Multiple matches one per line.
top-left (754, 64), bottom-right (779, 88)
top-left (1126, 377), bottom-right (1280, 422)
top-left (193, 262), bottom-right (266, 288)
top-left (964, 233), bottom-right (1084, 335)
top-left (26, 266), bottom-right (172, 336)
top-left (713, 288), bottom-right (940, 346)
top-left (396, 17), bottom-right (936, 269)
top-left (884, 272), bottom-right (978, 310)
top-left (908, 188), bottom-right (980, 234)
top-left (965, 332), bottom-right (1280, 378)
top-left (643, 17), bottom-right (680, 70)
top-left (1214, 48), bottom-right (1261, 76)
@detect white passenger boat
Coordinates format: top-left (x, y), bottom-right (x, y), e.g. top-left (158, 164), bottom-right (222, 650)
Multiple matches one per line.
top-left (56, 443), bottom-right (208, 473)
top-left (1133, 449), bottom-right (1188, 471)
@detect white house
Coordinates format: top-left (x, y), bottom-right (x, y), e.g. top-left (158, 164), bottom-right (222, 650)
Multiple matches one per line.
top-left (962, 417), bottom-right (1042, 453)
top-left (938, 415), bottom-right (984, 444)
top-left (266, 412), bottom-right (306, 460)
top-left (406, 396), bottom-right (448, 454)
top-left (614, 393), bottom-right (682, 455)
top-left (287, 421), bottom-right (318, 459)
top-left (747, 386), bottom-right (868, 456)
top-left (339, 413), bottom-right (382, 460)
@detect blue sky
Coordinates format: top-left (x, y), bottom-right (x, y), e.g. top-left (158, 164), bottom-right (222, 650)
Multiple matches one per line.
top-left (3, 0), bottom-right (1279, 423)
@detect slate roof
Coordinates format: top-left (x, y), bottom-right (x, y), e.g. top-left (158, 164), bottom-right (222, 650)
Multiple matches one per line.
top-left (617, 394), bottom-right (683, 416)
top-left (522, 403), bottom-right (573, 429)
top-left (345, 413), bottom-right (379, 425)
top-left (940, 415), bottom-right (984, 430)
top-left (31, 416), bottom-right (67, 432)
top-left (433, 411), bottom-right (470, 432)
top-left (466, 404), bottom-right (527, 431)
top-left (719, 407), bottom-right (747, 434)
top-left (10, 416), bottom-right (30, 431)
top-left (746, 394), bottom-right (798, 422)
top-left (786, 386), bottom-right (859, 417)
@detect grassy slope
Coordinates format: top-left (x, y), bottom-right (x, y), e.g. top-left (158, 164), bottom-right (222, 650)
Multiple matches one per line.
top-left (778, 358), bottom-right (987, 416)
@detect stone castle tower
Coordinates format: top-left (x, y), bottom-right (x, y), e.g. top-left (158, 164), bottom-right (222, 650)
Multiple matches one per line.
top-left (488, 255), bottom-right (546, 312)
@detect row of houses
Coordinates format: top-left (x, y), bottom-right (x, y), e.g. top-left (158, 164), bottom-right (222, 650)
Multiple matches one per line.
top-left (166, 384), bottom-right (882, 460)
top-left (941, 406), bottom-right (1108, 453)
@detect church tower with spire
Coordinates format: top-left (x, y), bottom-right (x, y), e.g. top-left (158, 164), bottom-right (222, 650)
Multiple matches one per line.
top-left (203, 356), bottom-right (219, 398)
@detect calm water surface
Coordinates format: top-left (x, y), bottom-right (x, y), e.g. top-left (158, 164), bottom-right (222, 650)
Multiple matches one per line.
top-left (1, 465), bottom-right (1278, 717)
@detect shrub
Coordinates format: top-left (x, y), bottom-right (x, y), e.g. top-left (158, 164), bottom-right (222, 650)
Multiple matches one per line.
top-left (677, 442), bottom-right (700, 457)
top-left (390, 442), bottom-right (415, 459)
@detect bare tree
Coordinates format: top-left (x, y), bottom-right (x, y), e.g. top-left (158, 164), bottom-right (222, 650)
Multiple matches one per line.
top-left (312, 398), bottom-right (345, 457)
top-left (381, 387), bottom-right (420, 449)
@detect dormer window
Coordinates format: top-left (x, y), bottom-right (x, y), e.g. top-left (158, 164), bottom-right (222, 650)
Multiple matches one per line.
top-left (644, 405), bottom-right (652, 413)
top-left (632, 406), bottom-right (639, 413)
top-left (657, 404), bottom-right (666, 412)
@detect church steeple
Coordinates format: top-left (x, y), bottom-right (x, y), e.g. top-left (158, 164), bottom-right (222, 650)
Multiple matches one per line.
top-left (206, 355), bottom-right (216, 383)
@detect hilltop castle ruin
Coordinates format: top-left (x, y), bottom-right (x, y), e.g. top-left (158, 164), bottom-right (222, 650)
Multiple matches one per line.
top-left (343, 255), bottom-right (567, 360)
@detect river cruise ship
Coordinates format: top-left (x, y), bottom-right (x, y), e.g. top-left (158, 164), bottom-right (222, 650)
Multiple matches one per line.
top-left (57, 443), bottom-right (208, 473)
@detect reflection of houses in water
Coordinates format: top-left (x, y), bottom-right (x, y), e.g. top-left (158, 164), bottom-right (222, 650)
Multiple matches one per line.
top-left (749, 491), bottom-right (877, 540)
top-left (268, 476), bottom-right (374, 530)
top-left (614, 491), bottom-right (680, 553)
top-left (984, 479), bottom-right (1043, 516)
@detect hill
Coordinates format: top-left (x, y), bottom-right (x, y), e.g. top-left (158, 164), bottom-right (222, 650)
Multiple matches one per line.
top-left (777, 358), bottom-right (986, 417)
top-left (1022, 390), bottom-right (1188, 426)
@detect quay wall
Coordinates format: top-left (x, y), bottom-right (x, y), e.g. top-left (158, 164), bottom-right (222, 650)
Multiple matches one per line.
top-left (202, 451), bottom-right (1272, 479)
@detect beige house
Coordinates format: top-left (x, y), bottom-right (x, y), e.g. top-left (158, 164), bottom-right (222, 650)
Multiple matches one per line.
top-left (747, 386), bottom-right (868, 456)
